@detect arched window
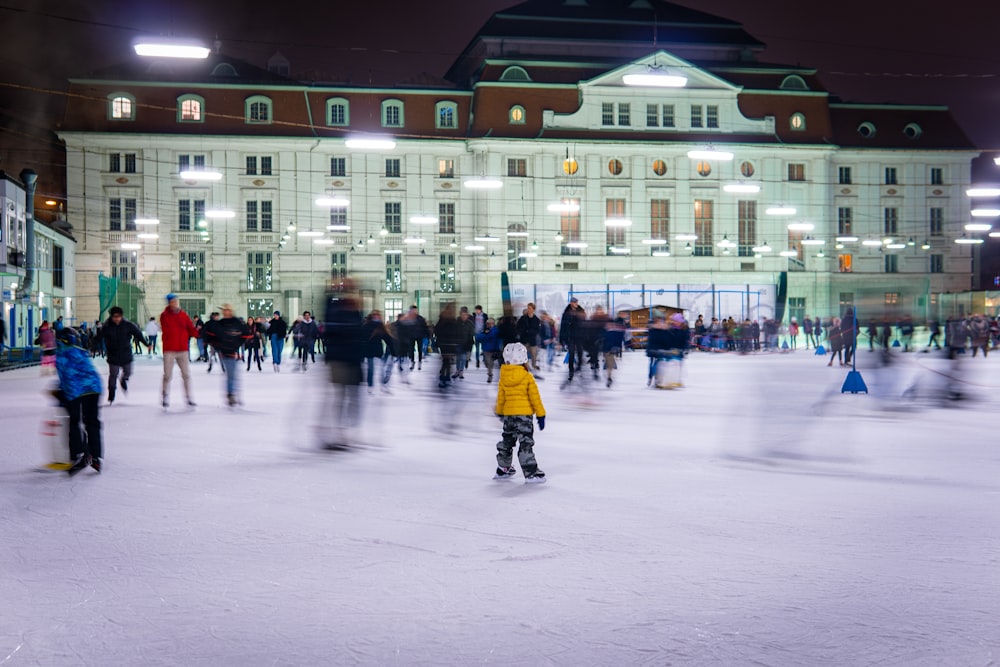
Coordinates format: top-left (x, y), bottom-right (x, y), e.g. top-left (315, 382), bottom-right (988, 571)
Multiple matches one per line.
top-left (245, 95), bottom-right (272, 124)
top-left (211, 63), bottom-right (239, 77)
top-left (108, 93), bottom-right (135, 121)
top-left (326, 97), bottom-right (349, 126)
top-left (435, 101), bottom-right (458, 129)
top-left (381, 99), bottom-right (404, 128)
top-left (178, 94), bottom-right (204, 122)
top-left (509, 105), bottom-right (526, 125)
top-left (780, 75), bottom-right (809, 91)
top-left (563, 157), bottom-right (579, 175)
top-left (790, 112), bottom-right (806, 131)
top-left (499, 66), bottom-right (531, 82)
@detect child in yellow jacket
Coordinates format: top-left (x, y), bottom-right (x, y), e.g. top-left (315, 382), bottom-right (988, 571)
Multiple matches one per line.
top-left (494, 342), bottom-right (546, 483)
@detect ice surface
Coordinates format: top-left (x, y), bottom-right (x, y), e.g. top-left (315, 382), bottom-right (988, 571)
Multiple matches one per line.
top-left (1, 349), bottom-right (998, 665)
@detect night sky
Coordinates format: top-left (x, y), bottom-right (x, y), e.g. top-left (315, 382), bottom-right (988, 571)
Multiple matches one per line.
top-left (3, 0), bottom-right (999, 279)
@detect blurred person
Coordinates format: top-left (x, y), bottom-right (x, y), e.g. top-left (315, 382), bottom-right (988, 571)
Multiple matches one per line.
top-left (788, 318), bottom-right (799, 350)
top-left (602, 312), bottom-right (627, 387)
top-left (97, 306), bottom-right (148, 405)
top-left (268, 310), bottom-right (288, 371)
top-left (322, 281), bottom-right (364, 448)
top-left (898, 315), bottom-right (915, 353)
top-left (35, 320), bottom-right (57, 376)
top-left (493, 342), bottom-right (546, 483)
top-left (476, 317), bottom-right (501, 383)
top-left (160, 293), bottom-right (199, 409)
top-left (517, 302), bottom-right (543, 371)
top-left (559, 298), bottom-right (585, 384)
top-left (203, 304), bottom-right (251, 406)
top-left (0, 314), bottom-right (5, 356)
top-left (583, 305), bottom-right (609, 378)
top-left (256, 316), bottom-right (269, 358)
top-left (203, 312), bottom-right (223, 374)
top-left (803, 316), bottom-right (814, 349)
top-left (55, 327), bottom-right (104, 475)
top-left (144, 316), bottom-right (160, 356)
top-left (245, 317), bottom-right (263, 371)
top-left (294, 311), bottom-right (320, 371)
top-left (434, 303), bottom-right (462, 389)
top-left (194, 315), bottom-right (208, 362)
top-left (841, 308), bottom-right (857, 365)
top-left (967, 313), bottom-right (990, 357)
top-left (361, 310), bottom-right (394, 393)
top-left (540, 310), bottom-right (558, 370)
top-left (827, 318), bottom-right (845, 367)
top-left (398, 306), bottom-right (430, 372)
top-left (472, 305), bottom-right (488, 368)
top-left (814, 316), bottom-right (824, 347)
top-left (455, 306), bottom-right (476, 379)
top-left (947, 316), bottom-right (968, 360)
top-left (924, 318), bottom-right (942, 351)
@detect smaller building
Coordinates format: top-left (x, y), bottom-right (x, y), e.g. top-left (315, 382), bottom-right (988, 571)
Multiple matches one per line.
top-left (0, 170), bottom-right (76, 353)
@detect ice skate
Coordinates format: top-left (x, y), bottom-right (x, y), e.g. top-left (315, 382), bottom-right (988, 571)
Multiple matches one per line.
top-left (493, 466), bottom-right (517, 480)
top-left (67, 454), bottom-right (92, 477)
top-left (524, 470), bottom-right (546, 484)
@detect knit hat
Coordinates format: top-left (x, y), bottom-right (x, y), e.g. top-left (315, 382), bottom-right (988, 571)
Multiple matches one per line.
top-left (503, 342), bottom-right (529, 365)
top-left (166, 293), bottom-right (178, 303)
top-left (670, 313), bottom-right (685, 324)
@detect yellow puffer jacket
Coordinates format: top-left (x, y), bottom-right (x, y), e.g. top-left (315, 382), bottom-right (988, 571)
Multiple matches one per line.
top-left (495, 364), bottom-right (546, 417)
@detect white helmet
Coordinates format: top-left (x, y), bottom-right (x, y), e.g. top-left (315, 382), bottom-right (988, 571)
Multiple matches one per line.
top-left (503, 342), bottom-right (528, 365)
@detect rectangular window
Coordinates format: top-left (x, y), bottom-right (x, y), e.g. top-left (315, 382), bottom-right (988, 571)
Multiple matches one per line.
top-left (662, 104), bottom-right (675, 128)
top-left (601, 102), bottom-right (614, 126)
top-left (788, 297), bottom-right (806, 325)
top-left (838, 166), bottom-right (852, 185)
top-left (930, 254), bottom-right (943, 273)
top-left (787, 163), bottom-right (806, 181)
top-left (124, 153), bottom-right (137, 173)
top-left (838, 254), bottom-right (853, 273)
top-left (885, 292), bottom-right (899, 306)
top-left (331, 252), bottom-right (347, 283)
top-left (245, 201), bottom-right (258, 231)
top-left (177, 154), bottom-right (206, 172)
top-left (839, 293), bottom-right (854, 311)
top-left (605, 198), bottom-right (626, 252)
top-left (328, 206), bottom-right (347, 230)
top-left (884, 207), bottom-right (898, 235)
top-left (109, 199), bottom-right (121, 231)
top-left (109, 153), bottom-right (121, 173)
top-left (650, 199), bottom-right (670, 251)
top-left (177, 199), bottom-right (204, 232)
top-left (438, 159), bottom-right (454, 178)
top-left (838, 207), bottom-right (853, 235)
top-left (261, 201), bottom-right (272, 232)
top-left (384, 202), bottom-right (402, 234)
top-left (178, 251), bottom-right (206, 291)
top-left (124, 198), bottom-right (136, 231)
top-left (646, 104), bottom-right (659, 127)
top-left (246, 156), bottom-right (257, 175)
top-left (706, 105), bottom-right (719, 129)
top-left (384, 105), bottom-right (401, 127)
top-left (737, 200), bottom-right (756, 257)
top-left (385, 253), bottom-right (402, 292)
top-left (438, 202), bottom-right (455, 234)
top-left (788, 229), bottom-right (804, 261)
top-left (52, 245), bottom-right (64, 288)
top-left (385, 158), bottom-right (401, 178)
top-left (617, 102), bottom-right (630, 126)
top-left (330, 157), bottom-right (346, 177)
top-left (693, 199), bottom-right (713, 256)
top-left (384, 298), bottom-right (404, 321)
top-left (329, 104), bottom-right (346, 126)
top-left (440, 253), bottom-right (457, 290)
top-left (246, 252), bottom-right (273, 292)
top-left (110, 249), bottom-right (137, 283)
top-left (690, 105), bottom-right (703, 128)
top-left (507, 158), bottom-right (527, 177)
top-left (885, 167), bottom-right (898, 185)
top-left (560, 197), bottom-right (581, 256)
top-left (929, 207), bottom-right (944, 236)
top-left (507, 224), bottom-right (527, 271)
top-left (438, 106), bottom-right (455, 128)
top-left (930, 167), bottom-right (944, 185)
top-left (884, 255), bottom-right (898, 273)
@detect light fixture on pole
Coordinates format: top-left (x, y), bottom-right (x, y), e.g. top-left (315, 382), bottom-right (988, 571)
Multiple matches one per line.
top-left (133, 38), bottom-right (210, 59)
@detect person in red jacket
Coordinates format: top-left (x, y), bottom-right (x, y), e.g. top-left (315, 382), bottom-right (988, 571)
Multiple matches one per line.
top-left (160, 293), bottom-right (199, 409)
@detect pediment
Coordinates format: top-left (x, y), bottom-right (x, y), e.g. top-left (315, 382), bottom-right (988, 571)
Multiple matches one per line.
top-left (582, 51), bottom-right (741, 92)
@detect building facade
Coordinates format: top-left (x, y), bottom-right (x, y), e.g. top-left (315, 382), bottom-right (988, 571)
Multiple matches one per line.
top-left (1, 171), bottom-right (77, 349)
top-left (58, 1), bottom-right (978, 323)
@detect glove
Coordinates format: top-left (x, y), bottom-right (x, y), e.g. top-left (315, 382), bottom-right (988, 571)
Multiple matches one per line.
top-left (537, 416), bottom-right (545, 431)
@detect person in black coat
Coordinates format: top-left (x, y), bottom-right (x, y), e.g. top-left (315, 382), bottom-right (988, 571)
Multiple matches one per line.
top-left (433, 303), bottom-right (462, 388)
top-left (559, 298), bottom-right (586, 382)
top-left (267, 311), bottom-right (289, 371)
top-left (97, 306), bottom-right (148, 404)
top-left (516, 303), bottom-right (543, 371)
top-left (361, 310), bottom-right (394, 392)
top-left (322, 282), bottom-right (365, 447)
top-left (203, 304), bottom-right (251, 405)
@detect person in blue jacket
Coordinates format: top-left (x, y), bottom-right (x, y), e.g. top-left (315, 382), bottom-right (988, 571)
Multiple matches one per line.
top-left (55, 327), bottom-right (105, 475)
top-left (475, 317), bottom-right (502, 383)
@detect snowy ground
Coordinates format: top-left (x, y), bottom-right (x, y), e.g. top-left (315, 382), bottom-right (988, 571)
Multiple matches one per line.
top-left (1, 346), bottom-right (998, 666)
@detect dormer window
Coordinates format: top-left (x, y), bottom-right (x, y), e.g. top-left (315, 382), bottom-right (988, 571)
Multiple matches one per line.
top-left (499, 66), bottom-right (531, 82)
top-left (435, 101), bottom-right (458, 129)
top-left (109, 93), bottom-right (135, 121)
top-left (509, 105), bottom-right (526, 125)
top-left (780, 75), bottom-right (809, 91)
top-left (790, 112), bottom-right (806, 131)
top-left (245, 96), bottom-right (272, 124)
top-left (326, 97), bottom-right (349, 127)
top-left (381, 99), bottom-right (404, 128)
top-left (178, 95), bottom-right (204, 122)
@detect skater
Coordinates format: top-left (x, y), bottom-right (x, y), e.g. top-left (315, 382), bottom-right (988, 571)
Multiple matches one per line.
top-left (455, 306), bottom-right (476, 379)
top-left (434, 303), bottom-right (461, 389)
top-left (827, 318), bottom-right (845, 367)
top-left (471, 305), bottom-right (488, 368)
top-left (144, 317), bottom-right (160, 356)
top-left (476, 318), bottom-right (501, 383)
top-left (203, 312), bottom-right (223, 373)
top-left (55, 327), bottom-right (104, 475)
top-left (35, 320), bottom-right (57, 376)
top-left (245, 317), bottom-right (263, 371)
top-left (322, 280), bottom-right (364, 448)
top-left (293, 311), bottom-right (320, 371)
top-left (494, 342), bottom-right (547, 483)
top-left (160, 293), bottom-right (199, 409)
top-left (203, 304), bottom-right (251, 406)
top-left (517, 302), bottom-right (543, 371)
top-left (602, 312), bottom-right (627, 387)
top-left (268, 311), bottom-right (288, 371)
top-left (361, 310), bottom-right (393, 393)
top-left (559, 298), bottom-right (585, 384)
top-left (97, 306), bottom-right (148, 405)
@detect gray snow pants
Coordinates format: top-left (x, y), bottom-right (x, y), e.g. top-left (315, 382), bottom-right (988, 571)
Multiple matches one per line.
top-left (497, 415), bottom-right (540, 475)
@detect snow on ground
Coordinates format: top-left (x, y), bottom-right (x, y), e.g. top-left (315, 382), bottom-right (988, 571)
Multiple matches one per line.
top-left (1, 347), bottom-right (998, 666)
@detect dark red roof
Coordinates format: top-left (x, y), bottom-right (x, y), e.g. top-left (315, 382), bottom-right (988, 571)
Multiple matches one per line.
top-left (829, 105), bottom-right (975, 150)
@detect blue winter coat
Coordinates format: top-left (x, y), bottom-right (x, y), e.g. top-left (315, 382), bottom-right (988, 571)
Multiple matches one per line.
top-left (476, 326), bottom-right (502, 353)
top-left (56, 343), bottom-right (103, 400)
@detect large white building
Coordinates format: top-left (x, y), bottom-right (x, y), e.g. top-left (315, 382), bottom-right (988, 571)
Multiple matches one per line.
top-left (59, 0), bottom-right (978, 324)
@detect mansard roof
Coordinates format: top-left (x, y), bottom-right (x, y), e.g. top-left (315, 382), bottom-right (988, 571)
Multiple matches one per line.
top-left (76, 53), bottom-right (293, 86)
top-left (829, 104), bottom-right (974, 150)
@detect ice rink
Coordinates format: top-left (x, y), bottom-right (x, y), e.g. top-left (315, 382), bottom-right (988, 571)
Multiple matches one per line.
top-left (1, 346), bottom-right (998, 666)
